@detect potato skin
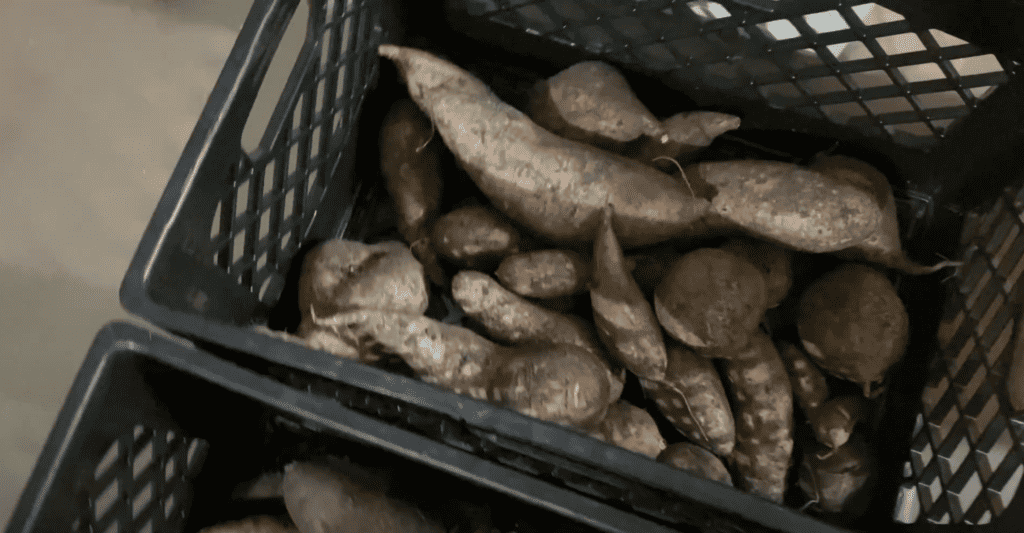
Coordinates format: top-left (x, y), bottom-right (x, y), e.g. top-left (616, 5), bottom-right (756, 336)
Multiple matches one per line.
top-left (431, 205), bottom-right (525, 270)
top-left (586, 401), bottom-right (667, 458)
top-left (380, 45), bottom-right (709, 249)
top-left (777, 341), bottom-right (829, 415)
top-left (283, 461), bottom-right (445, 533)
top-left (797, 264), bottom-right (909, 386)
top-left (654, 248), bottom-right (767, 355)
top-left (298, 239), bottom-right (428, 319)
top-left (723, 331), bottom-right (794, 504)
top-left (198, 517), bottom-right (297, 533)
top-left (641, 342), bottom-right (735, 456)
top-left (633, 111), bottom-right (740, 167)
top-left (380, 98), bottom-right (443, 245)
top-left (685, 160), bottom-right (883, 253)
top-left (657, 442), bottom-right (733, 486)
top-left (797, 434), bottom-right (876, 516)
top-left (721, 238), bottom-right (793, 309)
top-left (591, 206), bottom-right (668, 380)
top-left (809, 395), bottom-right (871, 450)
top-left (495, 249), bottom-right (590, 299)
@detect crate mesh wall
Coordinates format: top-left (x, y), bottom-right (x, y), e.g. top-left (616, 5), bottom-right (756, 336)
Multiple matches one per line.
top-left (464, 0), bottom-right (1009, 148)
top-left (891, 184), bottom-right (1024, 525)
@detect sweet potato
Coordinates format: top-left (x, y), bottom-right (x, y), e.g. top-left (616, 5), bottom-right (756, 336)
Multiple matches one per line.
top-left (591, 206), bottom-right (668, 380)
top-left (720, 238), bottom-right (793, 309)
top-left (232, 472), bottom-right (285, 500)
top-left (379, 45), bottom-right (709, 248)
top-left (495, 249), bottom-right (590, 299)
top-left (797, 264), bottom-right (909, 391)
top-left (723, 331), bottom-right (794, 504)
top-left (653, 248), bottom-right (767, 355)
top-left (633, 111), bottom-right (740, 168)
top-left (641, 342), bottom-right (735, 456)
top-left (809, 155), bottom-right (957, 274)
top-left (586, 400), bottom-right (667, 459)
top-left (683, 160), bottom-right (884, 253)
top-left (451, 270), bottom-right (625, 400)
top-left (527, 61), bottom-right (663, 149)
top-left (380, 98), bottom-right (443, 245)
top-left (797, 434), bottom-right (876, 516)
top-left (198, 517), bottom-right (297, 533)
top-left (309, 310), bottom-right (613, 426)
top-left (431, 205), bottom-right (526, 270)
top-left (809, 395), bottom-right (871, 450)
top-left (657, 442), bottom-right (733, 486)
top-left (777, 341), bottom-right (829, 415)
top-left (297, 239), bottom-right (428, 320)
top-left (282, 460), bottom-right (445, 533)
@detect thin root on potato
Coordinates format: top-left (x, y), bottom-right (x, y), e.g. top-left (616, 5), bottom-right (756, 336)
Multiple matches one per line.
top-left (651, 156), bottom-right (694, 198)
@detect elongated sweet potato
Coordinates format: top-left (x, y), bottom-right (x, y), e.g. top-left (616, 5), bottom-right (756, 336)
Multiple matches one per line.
top-left (527, 61), bottom-right (663, 149)
top-left (658, 442), bottom-right (733, 486)
top-left (380, 98), bottom-right (443, 245)
top-left (283, 460), bottom-right (445, 533)
top-left (297, 239), bottom-right (428, 319)
top-left (809, 155), bottom-right (957, 274)
top-left (777, 341), bottom-right (829, 415)
top-left (431, 205), bottom-right (526, 270)
top-left (591, 205), bottom-right (668, 380)
top-left (633, 111), bottom-right (740, 168)
top-left (654, 248), bottom-right (767, 355)
top-left (684, 160), bottom-right (883, 253)
top-left (721, 238), bottom-right (793, 309)
top-left (585, 400), bottom-right (667, 458)
top-left (379, 45), bottom-right (710, 248)
top-left (723, 331), bottom-right (794, 504)
top-left (641, 342), bottom-right (735, 457)
top-left (798, 263), bottom-right (909, 391)
top-left (495, 249), bottom-right (590, 299)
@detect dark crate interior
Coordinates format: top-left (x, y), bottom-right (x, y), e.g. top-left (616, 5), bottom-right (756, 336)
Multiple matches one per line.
top-left (121, 0), bottom-right (1024, 531)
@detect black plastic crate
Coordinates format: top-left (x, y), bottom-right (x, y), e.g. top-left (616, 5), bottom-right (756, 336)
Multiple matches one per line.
top-left (118, 0), bottom-right (1024, 531)
top-left (5, 321), bottom-right (691, 533)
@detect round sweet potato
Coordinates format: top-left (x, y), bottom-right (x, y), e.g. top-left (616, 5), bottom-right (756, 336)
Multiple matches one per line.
top-left (721, 238), bottom-right (793, 309)
top-left (653, 248), bottom-right (767, 355)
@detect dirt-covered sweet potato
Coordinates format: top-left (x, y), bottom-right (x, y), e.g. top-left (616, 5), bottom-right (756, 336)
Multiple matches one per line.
top-left (642, 342), bottom-right (735, 456)
top-left (653, 248), bottom-right (767, 355)
top-left (495, 249), bottom-right (590, 299)
top-left (723, 331), bottom-right (795, 504)
top-left (527, 61), bottom-right (663, 149)
top-left (586, 400), bottom-right (667, 459)
top-left (633, 111), bottom-right (740, 168)
top-left (797, 263), bottom-right (909, 392)
top-left (431, 205), bottom-right (526, 270)
top-left (591, 206), bottom-right (668, 380)
top-left (797, 433), bottom-right (877, 517)
top-left (198, 517), bottom-right (297, 533)
top-left (380, 98), bottom-right (443, 245)
top-left (282, 460), bottom-right (445, 533)
top-left (721, 238), bottom-right (793, 309)
top-left (297, 239), bottom-right (428, 320)
top-left (379, 45), bottom-right (709, 249)
top-left (683, 160), bottom-right (883, 253)
top-left (777, 341), bottom-right (830, 415)
top-left (810, 155), bottom-right (957, 275)
top-left (657, 442), bottom-right (733, 486)
top-left (809, 395), bottom-right (871, 450)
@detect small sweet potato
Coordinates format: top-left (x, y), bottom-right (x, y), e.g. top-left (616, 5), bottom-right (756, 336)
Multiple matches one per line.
top-left (723, 331), bottom-right (794, 504)
top-left (379, 45), bottom-right (709, 248)
top-left (495, 249), bottom-right (590, 299)
top-left (798, 263), bottom-right (909, 390)
top-left (380, 98), bottom-right (443, 245)
top-left (527, 61), bottom-right (663, 149)
top-left (720, 238), bottom-right (793, 309)
top-left (809, 395), bottom-right (872, 450)
top-left (198, 517), bottom-right (297, 533)
top-left (297, 239), bottom-right (428, 319)
top-left (591, 206), bottom-right (668, 380)
top-left (684, 160), bottom-right (884, 253)
top-left (777, 341), bottom-right (830, 415)
top-left (653, 248), bottom-right (767, 355)
top-left (797, 434), bottom-right (876, 516)
top-left (586, 400), bottom-right (667, 459)
top-left (431, 205), bottom-right (526, 270)
top-left (642, 342), bottom-right (736, 456)
top-left (657, 442), bottom-right (733, 486)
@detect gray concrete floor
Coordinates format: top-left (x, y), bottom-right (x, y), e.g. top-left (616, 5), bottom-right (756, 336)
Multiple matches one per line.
top-left (0, 0), bottom-right (298, 526)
